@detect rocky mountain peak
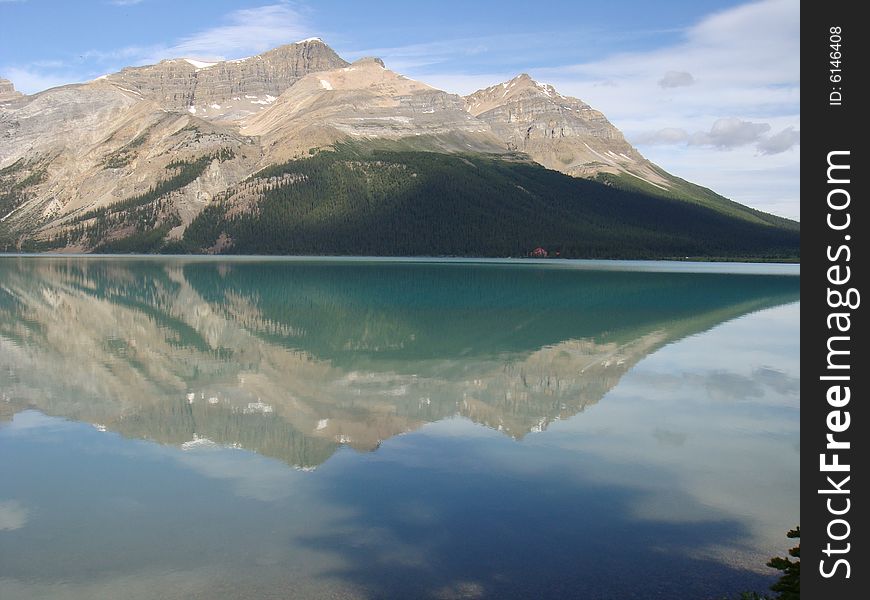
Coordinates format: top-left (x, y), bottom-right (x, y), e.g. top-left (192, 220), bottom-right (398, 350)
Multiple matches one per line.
top-left (464, 73), bottom-right (574, 117)
top-left (464, 75), bottom-right (670, 185)
top-left (352, 56), bottom-right (386, 68)
top-left (103, 38), bottom-right (348, 117)
top-left (254, 37), bottom-right (345, 67)
top-left (0, 77), bottom-right (24, 101)
top-left (504, 72), bottom-right (539, 89)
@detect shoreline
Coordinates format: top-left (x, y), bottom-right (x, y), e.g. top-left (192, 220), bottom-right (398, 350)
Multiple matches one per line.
top-left (0, 254), bottom-right (801, 275)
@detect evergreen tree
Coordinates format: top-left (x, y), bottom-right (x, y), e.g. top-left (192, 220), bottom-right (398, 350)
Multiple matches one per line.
top-left (767, 527), bottom-right (799, 600)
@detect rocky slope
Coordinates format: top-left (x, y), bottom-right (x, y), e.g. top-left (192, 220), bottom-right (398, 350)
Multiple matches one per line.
top-left (0, 40), bottom-right (351, 248)
top-left (0, 39), bottom-right (798, 255)
top-left (0, 78), bottom-right (23, 102)
top-left (465, 74), bottom-right (670, 186)
top-left (104, 38), bottom-right (348, 119)
top-left (240, 57), bottom-right (502, 162)
top-left (0, 86), bottom-right (258, 248)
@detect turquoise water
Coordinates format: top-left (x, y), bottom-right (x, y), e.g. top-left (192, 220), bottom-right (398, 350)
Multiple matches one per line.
top-left (0, 257), bottom-right (799, 599)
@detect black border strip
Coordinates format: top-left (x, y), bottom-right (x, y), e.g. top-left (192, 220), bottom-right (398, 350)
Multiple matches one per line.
top-left (802, 3), bottom-right (866, 597)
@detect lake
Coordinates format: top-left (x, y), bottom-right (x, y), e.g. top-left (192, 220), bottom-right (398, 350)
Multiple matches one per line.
top-left (0, 257), bottom-right (799, 599)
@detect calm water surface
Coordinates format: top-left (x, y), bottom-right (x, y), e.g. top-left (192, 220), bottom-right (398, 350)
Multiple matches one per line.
top-left (0, 257), bottom-right (799, 599)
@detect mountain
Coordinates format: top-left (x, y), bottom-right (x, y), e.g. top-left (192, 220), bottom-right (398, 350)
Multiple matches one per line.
top-left (464, 73), bottom-right (662, 183)
top-left (464, 74), bottom-right (799, 231)
top-left (0, 39), bottom-right (798, 258)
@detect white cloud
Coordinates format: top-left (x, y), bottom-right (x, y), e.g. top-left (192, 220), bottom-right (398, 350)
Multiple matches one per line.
top-left (1, 66), bottom-right (82, 94)
top-left (633, 118), bottom-right (800, 172)
top-left (151, 3), bottom-right (312, 62)
top-left (757, 126), bottom-right (800, 155)
top-left (689, 118), bottom-right (771, 149)
top-left (108, 0), bottom-right (145, 5)
top-left (175, 446), bottom-right (309, 502)
top-left (84, 3), bottom-right (312, 66)
top-left (634, 127), bottom-right (690, 145)
top-left (0, 500), bottom-right (29, 531)
top-left (79, 44), bottom-right (154, 64)
top-left (344, 36), bottom-right (496, 73)
top-left (658, 71), bottom-right (695, 88)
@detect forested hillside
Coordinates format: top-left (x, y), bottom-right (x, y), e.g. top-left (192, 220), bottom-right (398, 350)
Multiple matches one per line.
top-left (164, 147), bottom-right (800, 259)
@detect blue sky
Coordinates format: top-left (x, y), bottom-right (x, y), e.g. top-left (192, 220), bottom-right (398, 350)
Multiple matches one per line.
top-left (0, 0), bottom-right (800, 219)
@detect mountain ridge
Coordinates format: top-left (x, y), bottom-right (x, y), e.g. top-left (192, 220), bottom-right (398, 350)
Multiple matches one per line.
top-left (0, 38), bottom-right (798, 257)
top-left (463, 73), bottom-right (667, 185)
top-left (103, 38), bottom-right (349, 118)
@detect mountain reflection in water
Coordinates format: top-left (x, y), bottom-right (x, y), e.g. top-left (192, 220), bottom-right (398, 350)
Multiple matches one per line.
top-left (0, 258), bottom-right (798, 469)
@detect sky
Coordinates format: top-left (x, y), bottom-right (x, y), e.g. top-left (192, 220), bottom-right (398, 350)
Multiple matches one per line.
top-left (0, 0), bottom-right (800, 219)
